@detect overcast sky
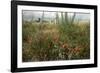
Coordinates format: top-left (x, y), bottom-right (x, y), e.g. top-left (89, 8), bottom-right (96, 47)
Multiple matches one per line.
top-left (22, 10), bottom-right (90, 22)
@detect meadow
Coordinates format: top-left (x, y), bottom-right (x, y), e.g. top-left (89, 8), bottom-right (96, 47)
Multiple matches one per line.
top-left (22, 20), bottom-right (90, 62)
top-left (22, 11), bottom-right (90, 62)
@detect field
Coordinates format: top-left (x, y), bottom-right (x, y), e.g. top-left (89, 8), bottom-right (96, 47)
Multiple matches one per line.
top-left (22, 20), bottom-right (90, 62)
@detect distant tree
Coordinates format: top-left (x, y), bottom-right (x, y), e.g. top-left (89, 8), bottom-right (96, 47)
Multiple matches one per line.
top-left (63, 12), bottom-right (76, 25)
top-left (41, 11), bottom-right (44, 24)
top-left (56, 12), bottom-right (59, 24)
top-left (61, 12), bottom-right (64, 25)
top-left (36, 18), bottom-right (41, 22)
top-left (31, 13), bottom-right (34, 23)
top-left (65, 12), bottom-right (69, 25)
top-left (70, 13), bottom-right (76, 25)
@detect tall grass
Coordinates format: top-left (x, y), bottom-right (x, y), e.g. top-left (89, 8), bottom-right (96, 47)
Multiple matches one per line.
top-left (22, 20), bottom-right (90, 62)
top-left (22, 10), bottom-right (90, 62)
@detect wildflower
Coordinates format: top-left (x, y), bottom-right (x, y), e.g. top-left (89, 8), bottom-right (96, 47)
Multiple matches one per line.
top-left (62, 43), bottom-right (68, 49)
top-left (73, 46), bottom-right (81, 54)
top-left (27, 35), bottom-right (32, 44)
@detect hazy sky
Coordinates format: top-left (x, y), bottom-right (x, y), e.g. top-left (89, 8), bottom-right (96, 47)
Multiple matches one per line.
top-left (22, 10), bottom-right (90, 21)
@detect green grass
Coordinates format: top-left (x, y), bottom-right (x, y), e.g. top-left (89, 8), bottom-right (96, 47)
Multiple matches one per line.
top-left (22, 21), bottom-right (90, 62)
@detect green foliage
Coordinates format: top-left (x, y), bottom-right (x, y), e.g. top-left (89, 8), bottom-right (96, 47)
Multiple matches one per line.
top-left (22, 20), bottom-right (90, 62)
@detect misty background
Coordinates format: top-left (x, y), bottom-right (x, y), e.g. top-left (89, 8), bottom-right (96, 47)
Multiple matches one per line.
top-left (22, 10), bottom-right (90, 23)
